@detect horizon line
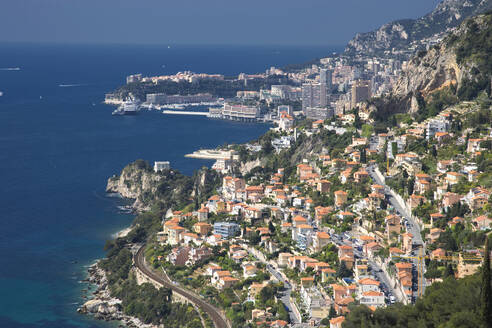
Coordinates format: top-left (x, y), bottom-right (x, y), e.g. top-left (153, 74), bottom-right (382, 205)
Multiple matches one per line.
top-left (0, 40), bottom-right (346, 49)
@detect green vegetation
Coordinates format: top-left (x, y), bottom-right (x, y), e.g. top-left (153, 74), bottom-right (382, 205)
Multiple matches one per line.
top-left (450, 13), bottom-right (492, 100)
top-left (114, 279), bottom-right (202, 327)
top-left (118, 160), bottom-right (221, 213)
top-left (370, 12), bottom-right (492, 125)
top-left (431, 224), bottom-right (486, 252)
top-left (415, 87), bottom-right (459, 122)
top-left (482, 237), bottom-right (491, 324)
top-left (343, 265), bottom-right (491, 328)
top-left (282, 57), bottom-right (322, 72)
top-left (237, 129), bottom-right (353, 184)
top-left (368, 95), bottom-right (406, 130)
top-left (99, 210), bottom-right (203, 327)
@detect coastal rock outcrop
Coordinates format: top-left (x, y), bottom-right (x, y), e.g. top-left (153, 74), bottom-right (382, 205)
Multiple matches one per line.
top-left (80, 299), bottom-right (120, 315)
top-left (106, 160), bottom-right (162, 211)
top-left (79, 263), bottom-right (155, 328)
top-left (106, 159), bottom-right (198, 212)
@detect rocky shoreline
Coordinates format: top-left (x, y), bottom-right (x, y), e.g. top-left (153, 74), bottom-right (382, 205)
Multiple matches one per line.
top-left (78, 262), bottom-right (155, 328)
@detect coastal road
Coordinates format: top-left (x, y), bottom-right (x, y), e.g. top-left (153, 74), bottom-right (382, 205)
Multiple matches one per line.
top-left (134, 246), bottom-right (229, 328)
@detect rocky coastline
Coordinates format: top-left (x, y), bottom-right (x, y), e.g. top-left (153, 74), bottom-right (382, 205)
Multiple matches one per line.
top-left (78, 262), bottom-right (154, 328)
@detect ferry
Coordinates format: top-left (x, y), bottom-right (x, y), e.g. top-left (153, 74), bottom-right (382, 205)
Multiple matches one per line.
top-left (112, 98), bottom-right (140, 115)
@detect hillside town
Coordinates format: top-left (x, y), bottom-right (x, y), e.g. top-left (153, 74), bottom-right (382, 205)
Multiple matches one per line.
top-left (143, 61), bottom-right (491, 326)
top-left (94, 6), bottom-right (492, 328)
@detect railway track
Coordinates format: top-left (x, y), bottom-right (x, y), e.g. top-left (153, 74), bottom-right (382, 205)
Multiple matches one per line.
top-left (134, 245), bottom-right (229, 328)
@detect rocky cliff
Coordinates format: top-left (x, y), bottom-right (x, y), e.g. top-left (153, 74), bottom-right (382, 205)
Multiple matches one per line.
top-left (107, 160), bottom-right (163, 211)
top-left (345, 0), bottom-right (492, 57)
top-left (374, 12), bottom-right (492, 115)
top-left (391, 38), bottom-right (461, 113)
top-left (107, 160), bottom-right (220, 212)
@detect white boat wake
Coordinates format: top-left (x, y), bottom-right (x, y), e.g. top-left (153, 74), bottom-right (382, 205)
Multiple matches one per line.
top-left (59, 83), bottom-right (87, 87)
top-left (0, 67), bottom-right (20, 71)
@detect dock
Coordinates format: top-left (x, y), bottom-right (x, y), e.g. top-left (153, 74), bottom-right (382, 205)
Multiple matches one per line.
top-left (162, 110), bottom-right (209, 116)
top-left (185, 149), bottom-right (239, 160)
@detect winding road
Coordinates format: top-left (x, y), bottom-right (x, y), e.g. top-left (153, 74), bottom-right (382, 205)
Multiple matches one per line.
top-left (134, 245), bottom-right (229, 328)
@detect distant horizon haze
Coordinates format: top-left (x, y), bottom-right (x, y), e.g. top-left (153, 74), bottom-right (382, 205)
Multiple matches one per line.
top-left (0, 0), bottom-right (441, 46)
top-left (0, 40), bottom-right (345, 48)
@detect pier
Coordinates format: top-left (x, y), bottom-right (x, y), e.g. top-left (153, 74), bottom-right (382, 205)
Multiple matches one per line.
top-left (162, 110), bottom-right (209, 116)
top-left (185, 149), bottom-right (239, 160)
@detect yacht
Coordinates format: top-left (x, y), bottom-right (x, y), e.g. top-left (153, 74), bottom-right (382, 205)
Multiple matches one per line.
top-left (112, 98), bottom-right (140, 115)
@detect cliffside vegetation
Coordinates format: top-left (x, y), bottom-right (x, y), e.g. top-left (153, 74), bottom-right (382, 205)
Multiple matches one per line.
top-left (451, 12), bottom-right (492, 100)
top-left (234, 126), bottom-right (353, 184)
top-left (98, 159), bottom-right (224, 327)
top-left (345, 0), bottom-right (492, 57)
top-left (371, 11), bottom-right (492, 126)
top-left (99, 230), bottom-right (203, 327)
top-left (107, 159), bottom-right (221, 212)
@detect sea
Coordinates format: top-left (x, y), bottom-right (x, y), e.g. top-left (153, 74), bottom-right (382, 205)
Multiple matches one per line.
top-left (0, 43), bottom-right (340, 327)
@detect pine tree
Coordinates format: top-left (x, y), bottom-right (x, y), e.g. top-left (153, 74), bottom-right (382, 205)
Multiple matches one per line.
top-left (337, 261), bottom-right (352, 278)
top-left (360, 148), bottom-right (367, 164)
top-left (431, 145), bottom-right (437, 158)
top-left (407, 177), bottom-right (415, 196)
top-left (482, 236), bottom-right (491, 325)
top-left (444, 263), bottom-right (455, 278)
top-left (328, 305), bottom-right (337, 318)
top-left (193, 184), bottom-right (199, 210)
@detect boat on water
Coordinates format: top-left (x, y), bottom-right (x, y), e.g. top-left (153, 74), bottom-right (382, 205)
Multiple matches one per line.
top-left (0, 91), bottom-right (3, 97)
top-left (59, 84), bottom-right (84, 88)
top-left (141, 103), bottom-right (156, 111)
top-left (112, 98), bottom-right (140, 115)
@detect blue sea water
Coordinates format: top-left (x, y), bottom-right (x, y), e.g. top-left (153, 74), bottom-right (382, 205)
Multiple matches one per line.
top-left (0, 43), bottom-right (340, 327)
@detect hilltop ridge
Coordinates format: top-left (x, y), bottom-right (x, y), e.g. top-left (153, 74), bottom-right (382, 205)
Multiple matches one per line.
top-left (345, 0), bottom-right (492, 58)
top-left (370, 11), bottom-right (492, 120)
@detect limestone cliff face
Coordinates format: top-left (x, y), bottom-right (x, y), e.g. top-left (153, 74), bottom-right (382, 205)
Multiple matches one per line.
top-left (106, 161), bottom-right (163, 211)
top-left (106, 160), bottom-right (218, 212)
top-left (392, 43), bottom-right (460, 111)
top-left (346, 20), bottom-right (413, 56)
top-left (384, 12), bottom-right (492, 113)
top-left (239, 159), bottom-right (262, 176)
